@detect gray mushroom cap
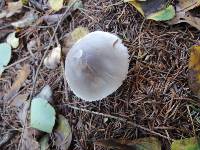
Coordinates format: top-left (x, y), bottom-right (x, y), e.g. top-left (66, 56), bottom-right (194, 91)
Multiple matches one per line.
top-left (65, 31), bottom-right (129, 101)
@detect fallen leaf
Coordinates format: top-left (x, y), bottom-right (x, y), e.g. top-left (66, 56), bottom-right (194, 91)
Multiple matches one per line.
top-left (7, 1), bottom-right (23, 18)
top-left (4, 64), bottom-right (31, 101)
top-left (54, 115), bottom-right (72, 150)
top-left (188, 45), bottom-right (200, 97)
top-left (124, 0), bottom-right (173, 20)
top-left (30, 97), bottom-right (56, 133)
top-left (39, 135), bottom-right (49, 150)
top-left (48, 0), bottom-right (63, 11)
top-left (177, 0), bottom-right (200, 12)
top-left (167, 0), bottom-right (200, 30)
top-left (147, 5), bottom-right (175, 21)
top-left (0, 43), bottom-right (11, 76)
top-left (11, 11), bottom-right (38, 28)
top-left (95, 137), bottom-right (161, 150)
top-left (71, 26), bottom-right (89, 42)
top-left (44, 46), bottom-right (61, 69)
top-left (6, 32), bottom-right (19, 49)
top-left (171, 137), bottom-right (200, 150)
top-left (62, 27), bottom-right (89, 55)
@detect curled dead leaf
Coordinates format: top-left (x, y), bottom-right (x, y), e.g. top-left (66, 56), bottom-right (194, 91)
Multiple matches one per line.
top-left (4, 64), bottom-right (31, 101)
top-left (44, 46), bottom-right (61, 69)
top-left (167, 0), bottom-right (200, 30)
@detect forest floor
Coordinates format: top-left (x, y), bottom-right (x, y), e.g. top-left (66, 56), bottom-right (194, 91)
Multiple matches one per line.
top-left (0, 0), bottom-right (200, 150)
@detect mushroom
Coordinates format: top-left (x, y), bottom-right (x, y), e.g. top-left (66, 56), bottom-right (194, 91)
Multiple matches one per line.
top-left (65, 31), bottom-right (129, 101)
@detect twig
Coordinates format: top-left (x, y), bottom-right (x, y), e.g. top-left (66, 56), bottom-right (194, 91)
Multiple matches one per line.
top-left (61, 60), bottom-right (69, 101)
top-left (4, 56), bottom-right (31, 70)
top-left (60, 104), bottom-right (174, 141)
top-left (186, 105), bottom-right (196, 136)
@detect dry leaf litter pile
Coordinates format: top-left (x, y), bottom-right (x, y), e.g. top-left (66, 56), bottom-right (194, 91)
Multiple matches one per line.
top-left (0, 0), bottom-right (200, 150)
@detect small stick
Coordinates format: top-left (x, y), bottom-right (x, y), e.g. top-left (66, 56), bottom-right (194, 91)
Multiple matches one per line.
top-left (60, 104), bottom-right (174, 141)
top-left (4, 56), bottom-right (31, 70)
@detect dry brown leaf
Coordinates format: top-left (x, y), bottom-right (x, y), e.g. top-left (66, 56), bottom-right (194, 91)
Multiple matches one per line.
top-left (167, 0), bottom-right (200, 30)
top-left (4, 64), bottom-right (31, 101)
top-left (177, 0), bottom-right (200, 12)
top-left (184, 12), bottom-right (200, 30)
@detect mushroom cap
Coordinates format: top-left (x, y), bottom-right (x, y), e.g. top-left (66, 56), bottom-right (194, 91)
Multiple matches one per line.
top-left (65, 31), bottom-right (129, 101)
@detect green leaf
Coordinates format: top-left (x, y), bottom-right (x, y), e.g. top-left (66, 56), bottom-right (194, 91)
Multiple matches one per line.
top-left (30, 98), bottom-right (55, 133)
top-left (0, 43), bottom-right (12, 75)
top-left (171, 137), bottom-right (200, 150)
top-left (147, 5), bottom-right (175, 21)
top-left (54, 115), bottom-right (72, 150)
top-left (49, 0), bottom-right (63, 11)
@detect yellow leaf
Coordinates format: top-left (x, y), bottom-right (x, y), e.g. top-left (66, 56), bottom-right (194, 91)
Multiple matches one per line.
top-left (49, 0), bottom-right (64, 11)
top-left (71, 26), bottom-right (89, 42)
top-left (189, 45), bottom-right (200, 71)
top-left (188, 45), bottom-right (200, 97)
top-left (126, 0), bottom-right (144, 16)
